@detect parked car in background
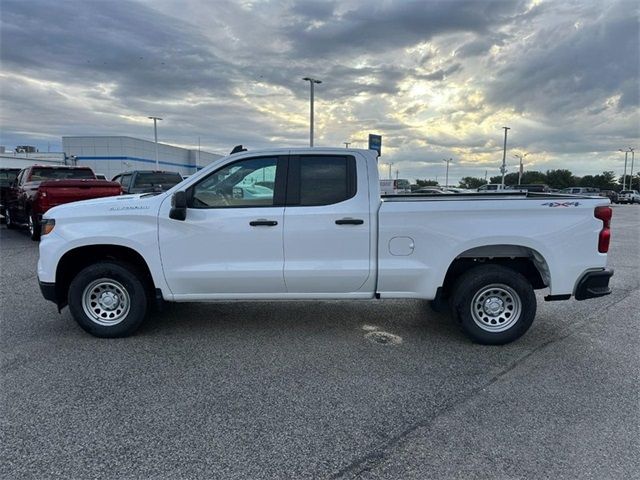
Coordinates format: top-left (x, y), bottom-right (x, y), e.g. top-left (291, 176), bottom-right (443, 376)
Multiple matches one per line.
top-left (598, 190), bottom-right (619, 204)
top-left (477, 183), bottom-right (508, 192)
top-left (617, 190), bottom-right (640, 204)
top-left (0, 167), bottom-right (20, 222)
top-left (113, 170), bottom-right (183, 194)
top-left (379, 178), bottom-right (412, 195)
top-left (510, 184), bottom-right (551, 193)
top-left (562, 187), bottom-right (600, 195)
top-left (414, 187), bottom-right (453, 194)
top-left (5, 165), bottom-right (122, 240)
top-left (441, 187), bottom-right (473, 193)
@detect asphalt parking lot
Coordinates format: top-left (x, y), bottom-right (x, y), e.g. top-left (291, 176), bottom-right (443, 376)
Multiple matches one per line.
top-left (1, 205), bottom-right (639, 479)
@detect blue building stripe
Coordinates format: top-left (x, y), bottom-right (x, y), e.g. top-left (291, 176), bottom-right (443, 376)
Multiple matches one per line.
top-left (74, 156), bottom-right (204, 170)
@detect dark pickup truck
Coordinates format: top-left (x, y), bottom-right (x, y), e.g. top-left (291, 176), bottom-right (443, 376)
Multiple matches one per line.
top-left (5, 165), bottom-right (122, 240)
top-left (112, 170), bottom-right (184, 194)
top-left (0, 167), bottom-right (20, 222)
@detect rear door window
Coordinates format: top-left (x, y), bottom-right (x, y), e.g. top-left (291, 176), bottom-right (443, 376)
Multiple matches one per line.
top-left (288, 155), bottom-right (356, 206)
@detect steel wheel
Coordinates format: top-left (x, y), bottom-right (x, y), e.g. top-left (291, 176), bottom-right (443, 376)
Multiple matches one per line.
top-left (470, 283), bottom-right (522, 333)
top-left (82, 278), bottom-right (131, 326)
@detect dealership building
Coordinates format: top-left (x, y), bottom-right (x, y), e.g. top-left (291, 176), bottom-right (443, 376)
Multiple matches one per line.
top-left (62, 136), bottom-right (223, 179)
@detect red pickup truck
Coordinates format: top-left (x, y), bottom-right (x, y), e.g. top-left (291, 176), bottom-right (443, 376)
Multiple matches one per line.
top-left (5, 165), bottom-right (122, 240)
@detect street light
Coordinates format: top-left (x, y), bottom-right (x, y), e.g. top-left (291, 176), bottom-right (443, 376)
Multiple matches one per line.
top-left (619, 148), bottom-right (630, 189)
top-left (513, 152), bottom-right (529, 185)
top-left (302, 77), bottom-right (321, 147)
top-left (148, 116), bottom-right (163, 169)
top-left (443, 158), bottom-right (452, 188)
top-left (500, 126), bottom-right (511, 187)
top-left (629, 147), bottom-right (635, 190)
top-left (344, 142), bottom-right (351, 148)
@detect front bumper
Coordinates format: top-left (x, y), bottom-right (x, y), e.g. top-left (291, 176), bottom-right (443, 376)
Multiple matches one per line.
top-left (39, 280), bottom-right (57, 303)
top-left (574, 268), bottom-right (613, 301)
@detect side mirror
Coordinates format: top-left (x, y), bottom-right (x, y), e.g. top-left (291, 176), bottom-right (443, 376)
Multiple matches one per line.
top-left (169, 191), bottom-right (187, 221)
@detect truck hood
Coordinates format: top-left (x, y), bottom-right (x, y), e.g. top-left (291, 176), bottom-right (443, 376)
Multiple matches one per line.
top-left (44, 192), bottom-right (167, 219)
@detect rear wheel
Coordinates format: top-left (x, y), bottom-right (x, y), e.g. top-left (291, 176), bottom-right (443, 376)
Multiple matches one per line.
top-left (68, 261), bottom-right (148, 337)
top-left (450, 265), bottom-right (536, 345)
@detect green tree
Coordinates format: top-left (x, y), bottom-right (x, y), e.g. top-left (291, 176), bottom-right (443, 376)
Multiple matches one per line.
top-left (458, 176), bottom-right (487, 189)
top-left (520, 171), bottom-right (547, 184)
top-left (545, 169), bottom-right (576, 189)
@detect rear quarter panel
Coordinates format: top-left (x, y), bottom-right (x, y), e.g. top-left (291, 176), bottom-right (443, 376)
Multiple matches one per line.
top-left (377, 197), bottom-right (609, 298)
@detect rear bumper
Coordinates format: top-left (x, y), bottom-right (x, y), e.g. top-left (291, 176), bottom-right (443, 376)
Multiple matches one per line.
top-left (574, 268), bottom-right (613, 301)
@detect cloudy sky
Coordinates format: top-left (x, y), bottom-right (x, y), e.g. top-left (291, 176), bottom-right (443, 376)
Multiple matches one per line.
top-left (1, 0), bottom-right (638, 182)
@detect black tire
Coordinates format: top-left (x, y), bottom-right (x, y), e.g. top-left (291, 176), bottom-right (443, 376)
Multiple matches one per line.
top-left (5, 208), bottom-right (17, 229)
top-left (450, 264), bottom-right (536, 345)
top-left (28, 213), bottom-right (40, 241)
top-left (68, 261), bottom-right (148, 338)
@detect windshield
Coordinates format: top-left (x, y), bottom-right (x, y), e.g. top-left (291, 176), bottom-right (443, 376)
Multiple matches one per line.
top-left (30, 167), bottom-right (95, 180)
top-left (0, 170), bottom-right (19, 186)
top-left (133, 172), bottom-right (182, 189)
top-left (620, 191), bottom-right (634, 194)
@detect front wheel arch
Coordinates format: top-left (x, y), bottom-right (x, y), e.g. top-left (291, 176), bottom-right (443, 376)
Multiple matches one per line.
top-left (55, 245), bottom-right (156, 310)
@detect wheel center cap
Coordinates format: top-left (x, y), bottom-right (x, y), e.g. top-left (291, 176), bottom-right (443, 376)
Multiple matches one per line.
top-left (99, 292), bottom-right (119, 310)
top-left (484, 297), bottom-right (504, 315)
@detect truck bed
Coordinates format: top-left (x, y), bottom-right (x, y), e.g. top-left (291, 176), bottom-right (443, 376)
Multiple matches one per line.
top-left (382, 192), bottom-right (600, 202)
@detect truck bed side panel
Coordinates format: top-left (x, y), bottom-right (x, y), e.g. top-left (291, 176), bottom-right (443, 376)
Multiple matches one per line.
top-left (377, 197), bottom-right (609, 299)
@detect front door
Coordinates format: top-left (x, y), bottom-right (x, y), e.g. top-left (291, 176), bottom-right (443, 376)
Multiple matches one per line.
top-left (159, 155), bottom-right (287, 297)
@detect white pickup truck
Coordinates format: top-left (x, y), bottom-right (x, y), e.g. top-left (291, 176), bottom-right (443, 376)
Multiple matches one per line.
top-left (37, 148), bottom-right (613, 344)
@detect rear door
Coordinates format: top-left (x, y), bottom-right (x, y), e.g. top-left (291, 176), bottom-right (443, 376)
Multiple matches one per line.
top-left (283, 154), bottom-right (371, 293)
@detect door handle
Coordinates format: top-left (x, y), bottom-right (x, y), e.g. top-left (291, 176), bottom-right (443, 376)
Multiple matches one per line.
top-left (335, 218), bottom-right (364, 225)
top-left (249, 219), bottom-right (278, 226)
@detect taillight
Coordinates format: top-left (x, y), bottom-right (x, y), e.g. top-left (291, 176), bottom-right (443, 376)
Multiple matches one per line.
top-left (36, 190), bottom-right (50, 212)
top-left (594, 206), bottom-right (612, 253)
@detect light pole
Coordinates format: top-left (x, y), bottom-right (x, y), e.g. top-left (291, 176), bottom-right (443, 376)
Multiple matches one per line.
top-left (302, 77), bottom-right (321, 147)
top-left (344, 142), bottom-right (351, 148)
top-left (500, 126), bottom-right (510, 187)
top-left (629, 147), bottom-right (635, 190)
top-left (388, 162), bottom-right (394, 180)
top-left (148, 116), bottom-right (162, 169)
top-left (443, 158), bottom-right (452, 188)
top-left (513, 152), bottom-right (528, 185)
top-left (619, 148), bottom-right (630, 189)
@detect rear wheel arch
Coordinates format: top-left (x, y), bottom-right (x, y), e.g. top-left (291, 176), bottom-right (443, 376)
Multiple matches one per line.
top-left (438, 244), bottom-right (550, 300)
top-left (55, 245), bottom-right (156, 309)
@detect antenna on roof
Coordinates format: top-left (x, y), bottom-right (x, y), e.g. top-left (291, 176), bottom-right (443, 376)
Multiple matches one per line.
top-left (230, 145), bottom-right (247, 154)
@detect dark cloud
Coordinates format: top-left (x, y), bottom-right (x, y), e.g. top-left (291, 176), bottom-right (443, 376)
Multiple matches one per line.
top-left (285, 0), bottom-right (529, 58)
top-left (486, 1), bottom-right (640, 115)
top-left (0, 0), bottom-right (236, 101)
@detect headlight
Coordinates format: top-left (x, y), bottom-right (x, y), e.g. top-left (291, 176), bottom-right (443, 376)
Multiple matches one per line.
top-left (41, 218), bottom-right (55, 235)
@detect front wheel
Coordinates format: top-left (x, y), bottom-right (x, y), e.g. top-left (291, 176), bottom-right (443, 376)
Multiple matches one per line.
top-left (5, 208), bottom-right (17, 229)
top-left (450, 265), bottom-right (536, 345)
top-left (68, 261), bottom-right (148, 337)
top-left (28, 214), bottom-right (40, 241)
